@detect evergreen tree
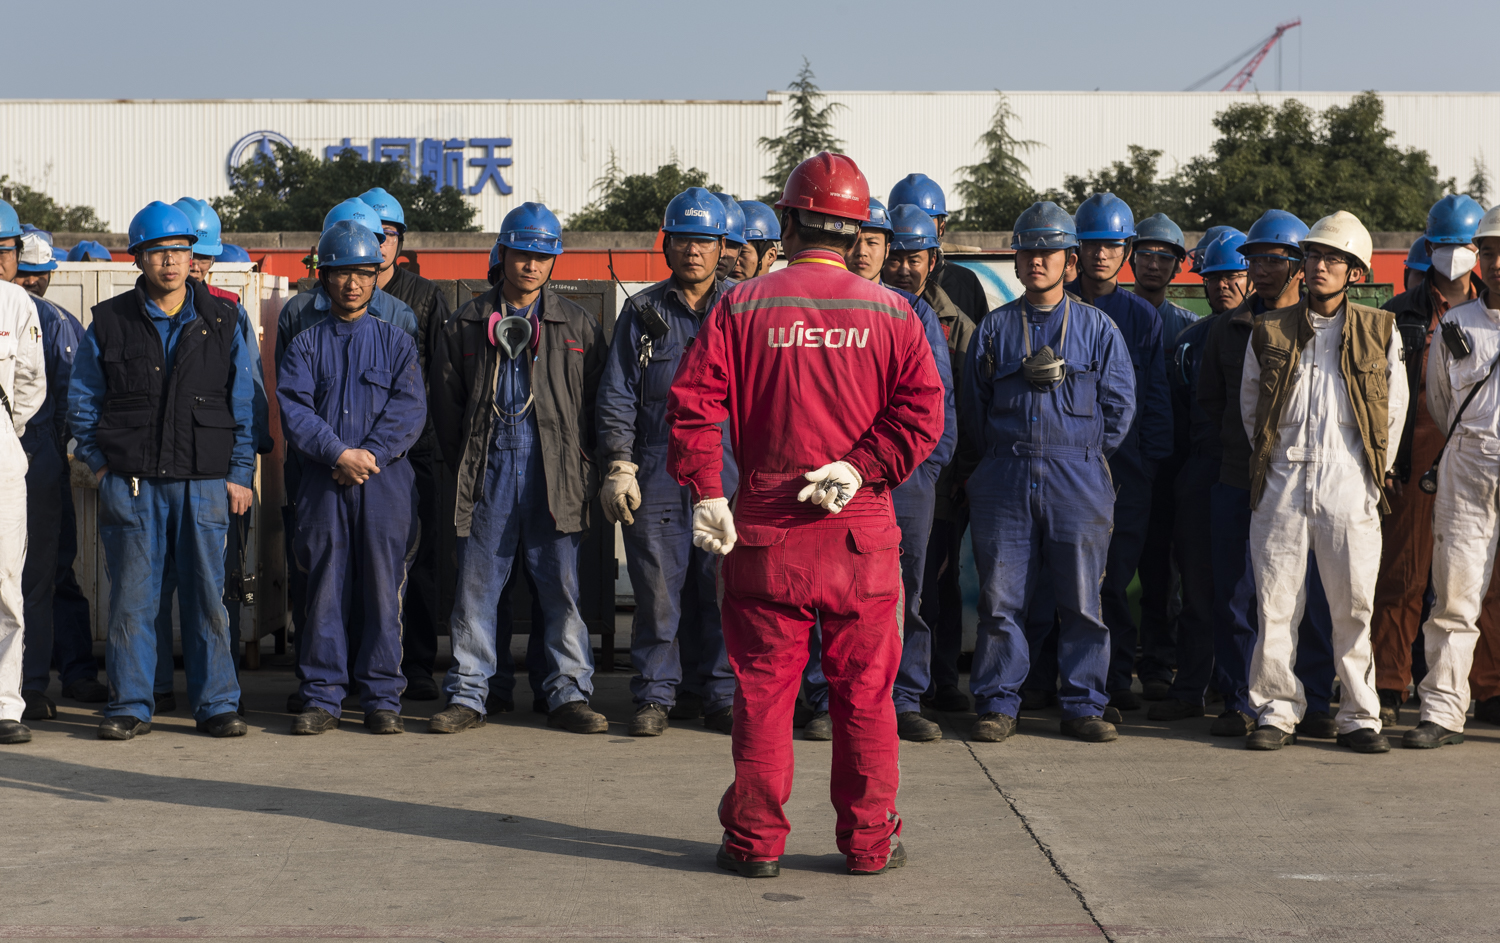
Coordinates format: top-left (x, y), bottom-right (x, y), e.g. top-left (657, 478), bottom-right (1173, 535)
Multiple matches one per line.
top-left (949, 94), bottom-right (1040, 231)
top-left (0, 174), bottom-right (107, 231)
top-left (1041, 146), bottom-right (1177, 220)
top-left (1466, 155), bottom-right (1491, 206)
top-left (566, 151), bottom-right (720, 231)
top-left (758, 59), bottom-right (844, 202)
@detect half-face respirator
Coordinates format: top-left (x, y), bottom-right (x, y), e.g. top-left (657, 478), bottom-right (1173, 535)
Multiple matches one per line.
top-left (488, 310), bottom-right (533, 360)
top-left (1021, 302), bottom-right (1071, 391)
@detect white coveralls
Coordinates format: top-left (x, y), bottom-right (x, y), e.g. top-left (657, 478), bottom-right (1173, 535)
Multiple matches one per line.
top-left (0, 279), bottom-right (47, 723)
top-left (1240, 306), bottom-right (1408, 734)
top-left (1420, 297), bottom-right (1500, 732)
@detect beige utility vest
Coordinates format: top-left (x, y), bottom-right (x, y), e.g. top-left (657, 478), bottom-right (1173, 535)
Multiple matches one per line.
top-left (1247, 300), bottom-right (1396, 514)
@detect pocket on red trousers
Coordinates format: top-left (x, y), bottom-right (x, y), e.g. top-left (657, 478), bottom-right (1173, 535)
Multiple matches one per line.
top-left (849, 526), bottom-right (902, 599)
top-left (723, 523), bottom-right (787, 600)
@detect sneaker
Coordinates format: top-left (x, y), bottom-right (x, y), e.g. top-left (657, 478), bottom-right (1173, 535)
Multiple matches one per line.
top-left (897, 711), bottom-right (941, 742)
top-left (1210, 710), bottom-right (1255, 737)
top-left (668, 690), bottom-right (704, 720)
top-left (20, 691), bottom-right (56, 721)
top-left (848, 840), bottom-right (906, 876)
top-left (547, 700), bottom-right (609, 734)
top-left (1019, 689), bottom-right (1056, 710)
top-left (429, 704), bottom-right (486, 734)
top-left (1147, 699), bottom-right (1204, 722)
top-left (716, 841), bottom-right (780, 878)
top-left (929, 684), bottom-right (970, 712)
top-left (403, 674), bottom-right (440, 701)
top-left (1141, 680), bottom-right (1172, 702)
top-left (291, 707), bottom-right (338, 735)
top-left (196, 712), bottom-right (248, 738)
top-left (970, 712), bottom-right (1016, 743)
top-left (1246, 725), bottom-right (1295, 750)
top-left (154, 691), bottom-right (177, 714)
top-left (804, 711), bottom-right (832, 741)
top-left (364, 710), bottom-right (404, 734)
top-left (1296, 710), bottom-right (1338, 740)
top-left (1401, 721), bottom-right (1464, 749)
top-left (629, 703), bottom-right (668, 737)
top-left (1336, 728), bottom-right (1391, 754)
top-left (98, 716), bottom-right (151, 741)
top-left (60, 678), bottom-right (109, 703)
top-left (0, 719), bottom-right (33, 745)
top-left (1107, 688), bottom-right (1141, 711)
top-left (704, 706), bottom-right (734, 734)
top-left (1377, 689), bottom-right (1403, 726)
top-left (1060, 716), bottom-right (1118, 742)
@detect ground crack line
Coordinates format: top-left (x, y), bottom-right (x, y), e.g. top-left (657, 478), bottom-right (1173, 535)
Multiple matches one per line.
top-left (963, 743), bottom-right (1116, 943)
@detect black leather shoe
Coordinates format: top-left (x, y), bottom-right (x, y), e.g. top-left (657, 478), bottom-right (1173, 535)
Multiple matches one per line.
top-left (364, 710), bottom-right (404, 734)
top-left (704, 706), bottom-right (734, 734)
top-left (803, 711), bottom-right (832, 741)
top-left (1147, 698), bottom-right (1204, 721)
top-left (403, 674), bottom-right (440, 701)
top-left (1336, 728), bottom-right (1391, 754)
top-left (1246, 724), bottom-right (1295, 750)
top-left (60, 678), bottom-right (109, 703)
top-left (1107, 688), bottom-right (1141, 711)
top-left (196, 712), bottom-right (248, 738)
top-left (547, 700), bottom-right (608, 734)
top-left (285, 691), bottom-right (306, 714)
top-left (21, 691), bottom-right (56, 720)
top-left (1211, 710), bottom-right (1255, 737)
top-left (98, 716), bottom-right (150, 741)
top-left (897, 711), bottom-right (941, 741)
top-left (1141, 680), bottom-right (1172, 702)
top-left (668, 690), bottom-right (703, 720)
top-left (429, 704), bottom-right (485, 734)
top-left (1402, 721), bottom-right (1464, 749)
top-left (0, 719), bottom-right (32, 744)
top-left (1019, 688), bottom-right (1056, 710)
top-left (1296, 710), bottom-right (1339, 739)
top-left (930, 684), bottom-right (970, 712)
top-left (1377, 689), bottom-right (1403, 726)
top-left (1474, 696), bottom-right (1500, 726)
top-left (154, 691), bottom-right (177, 713)
top-left (629, 703), bottom-right (668, 737)
top-left (849, 840), bottom-right (907, 875)
top-left (291, 707), bottom-right (338, 735)
top-left (716, 842), bottom-right (779, 878)
top-left (971, 712), bottom-right (1016, 742)
top-left (1060, 716), bottom-right (1118, 742)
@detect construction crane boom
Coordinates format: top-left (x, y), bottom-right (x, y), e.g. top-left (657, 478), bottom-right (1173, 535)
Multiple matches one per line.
top-left (1184, 18), bottom-right (1301, 93)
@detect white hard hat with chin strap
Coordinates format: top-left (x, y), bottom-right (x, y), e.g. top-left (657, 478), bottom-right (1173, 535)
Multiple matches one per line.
top-left (1302, 210), bottom-right (1372, 303)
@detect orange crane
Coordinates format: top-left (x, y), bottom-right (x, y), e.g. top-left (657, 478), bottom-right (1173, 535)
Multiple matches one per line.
top-left (1185, 18), bottom-right (1302, 92)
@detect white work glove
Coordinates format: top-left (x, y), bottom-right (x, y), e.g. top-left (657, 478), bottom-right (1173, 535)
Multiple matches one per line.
top-left (692, 497), bottom-right (737, 555)
top-left (600, 461), bottom-right (641, 525)
top-left (797, 461), bottom-right (863, 514)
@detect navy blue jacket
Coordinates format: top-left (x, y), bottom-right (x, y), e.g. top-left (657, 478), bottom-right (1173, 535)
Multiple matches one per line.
top-left (1171, 314), bottom-right (1220, 459)
top-left (886, 284), bottom-right (956, 481)
top-left (1066, 282), bottom-right (1173, 475)
top-left (22, 295), bottom-right (82, 483)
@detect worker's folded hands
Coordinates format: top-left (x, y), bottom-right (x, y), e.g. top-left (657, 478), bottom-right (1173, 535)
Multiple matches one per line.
top-left (601, 460), bottom-right (642, 525)
top-left (797, 461), bottom-right (863, 513)
top-left (692, 497), bottom-right (736, 555)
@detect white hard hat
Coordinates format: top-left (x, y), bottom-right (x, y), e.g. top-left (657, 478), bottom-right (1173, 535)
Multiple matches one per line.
top-left (1303, 210), bottom-right (1372, 270)
top-left (1473, 204), bottom-right (1500, 245)
top-left (17, 232), bottom-right (58, 271)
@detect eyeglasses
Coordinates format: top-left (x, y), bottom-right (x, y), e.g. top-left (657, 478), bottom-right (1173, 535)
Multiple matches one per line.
top-left (1133, 249), bottom-right (1179, 262)
top-left (383, 227), bottom-right (401, 238)
top-left (142, 246), bottom-right (194, 261)
top-left (1244, 253), bottom-right (1294, 270)
top-left (1302, 249), bottom-right (1350, 270)
top-left (326, 269), bottom-right (378, 284)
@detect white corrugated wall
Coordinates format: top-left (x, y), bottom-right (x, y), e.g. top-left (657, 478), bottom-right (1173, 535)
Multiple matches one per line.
top-left (2, 93), bottom-right (1497, 232)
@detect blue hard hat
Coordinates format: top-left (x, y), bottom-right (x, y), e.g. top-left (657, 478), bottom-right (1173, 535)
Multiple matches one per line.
top-left (66, 240), bottom-right (113, 262)
top-left (1011, 201), bottom-right (1079, 251)
top-left (1425, 194), bottom-right (1484, 246)
top-left (171, 197), bottom-right (223, 257)
top-left (890, 204), bottom-right (940, 252)
top-left (219, 244), bottom-right (252, 264)
top-left (888, 174), bottom-right (947, 217)
top-left (317, 219), bottom-right (384, 269)
top-left (1074, 192), bottom-right (1136, 242)
top-left (863, 198), bottom-right (894, 234)
top-left (1241, 209), bottom-right (1308, 256)
top-left (128, 201), bottom-right (198, 253)
top-left (359, 187), bottom-right (407, 234)
top-left (712, 193), bottom-right (747, 247)
top-left (51, 244), bottom-right (69, 262)
top-left (323, 198), bottom-right (387, 242)
top-left (1405, 236), bottom-right (1432, 272)
top-left (497, 202), bottom-right (564, 256)
top-left (1198, 231), bottom-right (1249, 275)
top-left (0, 199), bottom-right (20, 240)
top-left (17, 233), bottom-right (58, 273)
top-left (1133, 212), bottom-right (1185, 257)
top-left (662, 187), bottom-right (728, 238)
top-left (738, 200), bottom-right (780, 241)
top-left (1188, 224), bottom-right (1238, 273)
top-left (488, 239), bottom-right (503, 275)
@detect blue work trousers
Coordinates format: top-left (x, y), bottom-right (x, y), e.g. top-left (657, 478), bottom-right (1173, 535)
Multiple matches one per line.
top-left (153, 509), bottom-right (251, 694)
top-left (1104, 459), bottom-right (1156, 694)
top-left (444, 441), bottom-right (594, 713)
top-left (293, 459), bottom-right (418, 717)
top-left (1164, 453), bottom-right (1218, 705)
top-left (99, 475), bottom-right (239, 723)
top-left (20, 462), bottom-right (63, 692)
top-left (51, 475), bottom-right (99, 687)
top-left (919, 515), bottom-right (968, 693)
top-left (969, 453), bottom-right (1114, 720)
top-left (1209, 482), bottom-right (1335, 715)
top-left (1136, 454), bottom-right (1186, 685)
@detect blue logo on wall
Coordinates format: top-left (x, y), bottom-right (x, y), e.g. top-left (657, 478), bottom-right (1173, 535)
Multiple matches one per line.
top-left (226, 131), bottom-right (513, 196)
top-left (225, 130), bottom-right (295, 185)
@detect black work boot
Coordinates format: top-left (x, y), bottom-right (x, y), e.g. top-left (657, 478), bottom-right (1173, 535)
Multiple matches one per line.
top-left (1377, 689), bottom-right (1403, 726)
top-left (1102, 706), bottom-right (1124, 724)
top-left (1147, 699), bottom-right (1204, 722)
top-left (1060, 715), bottom-right (1118, 742)
top-left (970, 712), bottom-right (1016, 743)
top-left (848, 840), bottom-right (906, 876)
top-left (1402, 721), bottom-right (1464, 749)
top-left (20, 691), bottom-right (56, 721)
top-left (1246, 724), bottom-right (1295, 750)
top-left (364, 710), bottom-right (404, 734)
top-left (716, 842), bottom-right (780, 878)
top-left (1336, 728), bottom-right (1391, 754)
top-left (484, 691), bottom-right (514, 715)
top-left (897, 711), bottom-right (941, 741)
top-left (1107, 688), bottom-right (1141, 711)
top-left (548, 700), bottom-right (609, 734)
top-left (1141, 680), bottom-right (1172, 702)
top-left (61, 677), bottom-right (109, 703)
top-left (98, 716), bottom-right (151, 741)
top-left (803, 711), bottom-right (832, 741)
top-left (429, 704), bottom-right (485, 734)
top-left (196, 712), bottom-right (248, 738)
top-left (403, 674), bottom-right (440, 701)
top-left (668, 690), bottom-right (703, 720)
top-left (929, 684), bottom-right (970, 712)
top-left (285, 690), bottom-right (306, 714)
top-left (1019, 688), bottom-right (1056, 710)
top-left (1474, 696), bottom-right (1500, 726)
top-left (154, 691), bottom-right (177, 713)
top-left (704, 706), bottom-right (733, 734)
top-left (1210, 710), bottom-right (1255, 737)
top-left (0, 719), bottom-right (33, 745)
top-left (291, 707), bottom-right (338, 735)
top-left (1296, 710), bottom-right (1339, 740)
top-left (629, 703), bottom-right (668, 737)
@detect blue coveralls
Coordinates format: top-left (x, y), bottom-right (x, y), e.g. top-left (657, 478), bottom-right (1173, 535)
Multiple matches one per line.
top-left (68, 281), bottom-right (257, 723)
top-left (443, 302), bottom-right (598, 714)
top-left (20, 297), bottom-right (87, 693)
top-left (965, 297), bottom-right (1135, 719)
top-left (277, 310), bottom-right (425, 716)
top-left (802, 286), bottom-right (956, 714)
top-left (596, 278), bottom-right (739, 712)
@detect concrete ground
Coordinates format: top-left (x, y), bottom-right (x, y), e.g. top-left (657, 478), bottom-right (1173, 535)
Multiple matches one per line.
top-left (4, 653), bottom-right (1498, 943)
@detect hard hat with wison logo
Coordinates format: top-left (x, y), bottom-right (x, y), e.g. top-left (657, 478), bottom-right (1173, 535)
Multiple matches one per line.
top-left (662, 188), bottom-right (728, 238)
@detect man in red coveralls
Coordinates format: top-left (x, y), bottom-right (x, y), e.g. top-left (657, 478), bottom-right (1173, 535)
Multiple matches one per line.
top-left (667, 153), bottom-right (946, 878)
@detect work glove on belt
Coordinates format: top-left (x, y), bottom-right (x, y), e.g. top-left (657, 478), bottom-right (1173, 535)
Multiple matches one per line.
top-left (692, 497), bottom-right (736, 555)
top-left (600, 460), bottom-right (641, 525)
top-left (797, 461), bottom-right (863, 514)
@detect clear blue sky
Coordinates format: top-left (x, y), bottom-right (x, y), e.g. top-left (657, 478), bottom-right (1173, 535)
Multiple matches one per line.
top-left (8, 1), bottom-right (1498, 99)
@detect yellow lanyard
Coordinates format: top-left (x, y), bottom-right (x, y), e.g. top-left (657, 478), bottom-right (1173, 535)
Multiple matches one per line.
top-left (789, 256), bottom-right (847, 270)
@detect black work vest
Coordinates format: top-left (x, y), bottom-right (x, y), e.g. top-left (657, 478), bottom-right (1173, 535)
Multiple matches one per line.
top-left (90, 278), bottom-right (240, 479)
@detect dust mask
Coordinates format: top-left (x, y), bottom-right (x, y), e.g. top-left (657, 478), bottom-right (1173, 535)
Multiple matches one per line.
top-left (1431, 245), bottom-right (1477, 282)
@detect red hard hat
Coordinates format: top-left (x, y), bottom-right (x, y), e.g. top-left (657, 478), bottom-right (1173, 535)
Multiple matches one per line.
top-left (774, 152), bottom-right (871, 222)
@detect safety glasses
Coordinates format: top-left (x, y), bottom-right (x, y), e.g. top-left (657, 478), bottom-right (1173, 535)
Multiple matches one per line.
top-left (141, 245), bottom-right (194, 261)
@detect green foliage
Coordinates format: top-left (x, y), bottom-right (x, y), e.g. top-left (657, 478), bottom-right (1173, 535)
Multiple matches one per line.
top-left (211, 144), bottom-right (478, 232)
top-left (759, 59), bottom-right (845, 202)
top-left (1466, 155), bottom-right (1491, 206)
top-left (566, 150), bottom-right (720, 231)
top-left (1041, 146), bottom-right (1177, 219)
top-left (0, 174), bottom-right (107, 231)
top-left (950, 94), bottom-right (1040, 231)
